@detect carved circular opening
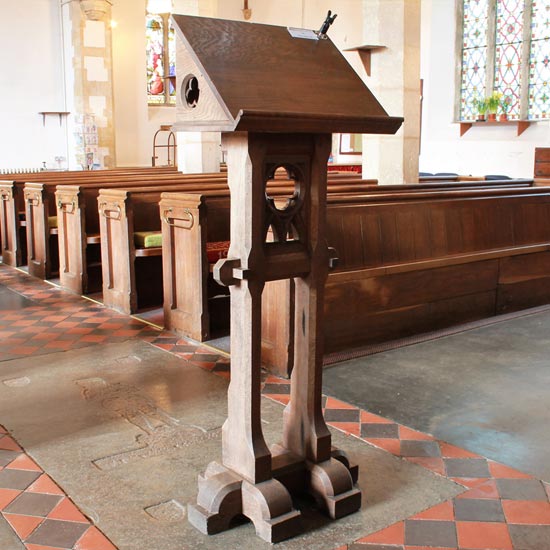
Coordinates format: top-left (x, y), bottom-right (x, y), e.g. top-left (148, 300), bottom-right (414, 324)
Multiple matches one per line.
top-left (181, 74), bottom-right (200, 109)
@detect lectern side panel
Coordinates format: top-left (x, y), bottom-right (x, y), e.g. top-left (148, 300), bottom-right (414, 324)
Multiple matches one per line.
top-left (174, 31), bottom-right (232, 125)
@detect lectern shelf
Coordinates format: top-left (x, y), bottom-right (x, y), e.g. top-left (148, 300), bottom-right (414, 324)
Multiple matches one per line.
top-left (171, 14), bottom-right (403, 543)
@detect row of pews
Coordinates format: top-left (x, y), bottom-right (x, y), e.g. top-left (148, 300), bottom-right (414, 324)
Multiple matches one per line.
top-left (0, 166), bottom-right (374, 328)
top-left (1, 165), bottom-right (549, 378)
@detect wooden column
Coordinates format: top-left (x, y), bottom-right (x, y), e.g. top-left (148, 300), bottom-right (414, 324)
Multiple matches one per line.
top-left (220, 133), bottom-right (271, 483)
top-left (282, 134), bottom-right (332, 463)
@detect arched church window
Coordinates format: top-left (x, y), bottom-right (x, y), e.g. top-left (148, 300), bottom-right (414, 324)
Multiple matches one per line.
top-left (458, 0), bottom-right (550, 122)
top-left (146, 11), bottom-right (176, 105)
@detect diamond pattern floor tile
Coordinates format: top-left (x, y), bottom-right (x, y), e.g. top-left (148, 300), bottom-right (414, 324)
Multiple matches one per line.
top-left (2, 262), bottom-right (550, 550)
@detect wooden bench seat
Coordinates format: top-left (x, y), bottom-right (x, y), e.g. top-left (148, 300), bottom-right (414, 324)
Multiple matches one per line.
top-left (159, 178), bottom-right (533, 342)
top-left (97, 178), bottom-right (380, 315)
top-left (260, 183), bottom-right (550, 376)
top-left (55, 176), bottom-right (376, 296)
top-left (19, 173), bottom-right (231, 279)
top-left (0, 167), bottom-right (193, 268)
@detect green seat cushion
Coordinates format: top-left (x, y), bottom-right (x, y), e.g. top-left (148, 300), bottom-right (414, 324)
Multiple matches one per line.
top-left (48, 216), bottom-right (58, 228)
top-left (134, 231), bottom-right (162, 248)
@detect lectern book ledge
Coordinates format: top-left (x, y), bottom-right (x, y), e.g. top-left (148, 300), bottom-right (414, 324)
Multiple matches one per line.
top-left (171, 14), bottom-right (402, 542)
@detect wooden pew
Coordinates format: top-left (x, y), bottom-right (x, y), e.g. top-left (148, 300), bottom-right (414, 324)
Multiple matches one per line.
top-left (57, 176), bottom-right (377, 295)
top-left (261, 183), bottom-right (550, 376)
top-left (160, 178), bottom-right (534, 342)
top-left (20, 172), bottom-right (230, 278)
top-left (98, 180), bottom-right (380, 316)
top-left (0, 167), bottom-right (183, 268)
top-left (7, 168), bottom-right (366, 278)
top-left (55, 177), bottom-right (231, 294)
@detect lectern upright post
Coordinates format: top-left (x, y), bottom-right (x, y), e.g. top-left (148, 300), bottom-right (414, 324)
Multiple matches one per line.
top-left (170, 14), bottom-right (403, 543)
top-left (188, 131), bottom-right (360, 542)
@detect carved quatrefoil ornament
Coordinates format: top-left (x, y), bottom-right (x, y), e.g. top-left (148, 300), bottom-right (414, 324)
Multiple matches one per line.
top-left (182, 74), bottom-right (200, 108)
top-left (264, 163), bottom-right (306, 243)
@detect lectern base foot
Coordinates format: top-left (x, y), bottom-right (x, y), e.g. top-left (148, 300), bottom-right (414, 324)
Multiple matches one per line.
top-left (188, 461), bottom-right (301, 543)
top-left (271, 444), bottom-right (362, 519)
top-left (308, 458), bottom-right (362, 519)
top-left (188, 449), bottom-right (361, 542)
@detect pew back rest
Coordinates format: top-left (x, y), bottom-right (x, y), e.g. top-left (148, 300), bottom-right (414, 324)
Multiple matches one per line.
top-left (327, 187), bottom-right (550, 271)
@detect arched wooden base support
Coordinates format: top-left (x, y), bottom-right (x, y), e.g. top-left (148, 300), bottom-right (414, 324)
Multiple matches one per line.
top-left (188, 461), bottom-right (301, 543)
top-left (189, 444), bottom-right (361, 541)
top-left (307, 458), bottom-right (362, 519)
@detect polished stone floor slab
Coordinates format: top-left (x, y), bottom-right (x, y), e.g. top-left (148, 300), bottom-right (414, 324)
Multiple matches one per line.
top-left (0, 285), bottom-right (34, 310)
top-left (0, 340), bottom-right (461, 550)
top-left (323, 308), bottom-right (550, 482)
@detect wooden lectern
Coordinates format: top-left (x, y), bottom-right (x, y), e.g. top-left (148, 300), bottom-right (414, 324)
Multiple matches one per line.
top-left (171, 15), bottom-right (403, 543)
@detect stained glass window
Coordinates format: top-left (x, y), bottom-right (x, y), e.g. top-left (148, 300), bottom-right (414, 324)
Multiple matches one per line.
top-left (494, 0), bottom-right (524, 119)
top-left (528, 0), bottom-right (550, 119)
top-left (459, 0), bottom-right (550, 122)
top-left (460, 0), bottom-right (490, 120)
top-left (146, 14), bottom-right (176, 105)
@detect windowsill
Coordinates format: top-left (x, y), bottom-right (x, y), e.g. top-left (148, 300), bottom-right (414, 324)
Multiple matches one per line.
top-left (457, 120), bottom-right (532, 137)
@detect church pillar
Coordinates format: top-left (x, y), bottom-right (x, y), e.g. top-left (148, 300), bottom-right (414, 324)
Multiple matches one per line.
top-left (361, 0), bottom-right (421, 184)
top-left (176, 131), bottom-right (221, 173)
top-left (175, 0), bottom-right (221, 173)
top-left (61, 0), bottom-right (116, 169)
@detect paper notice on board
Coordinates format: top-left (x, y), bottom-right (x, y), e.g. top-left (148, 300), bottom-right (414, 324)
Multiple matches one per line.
top-left (287, 27), bottom-right (318, 40)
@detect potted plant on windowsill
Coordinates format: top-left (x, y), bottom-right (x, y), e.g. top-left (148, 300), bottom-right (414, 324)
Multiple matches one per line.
top-left (500, 94), bottom-right (512, 121)
top-left (487, 91), bottom-right (502, 122)
top-left (474, 97), bottom-right (488, 122)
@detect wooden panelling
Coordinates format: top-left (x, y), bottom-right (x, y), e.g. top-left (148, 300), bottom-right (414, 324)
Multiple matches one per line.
top-left (497, 277), bottom-right (550, 314)
top-left (325, 260), bottom-right (499, 316)
top-left (534, 148), bottom-right (550, 177)
top-left (262, 186), bottom-right (550, 376)
top-left (324, 290), bottom-right (497, 354)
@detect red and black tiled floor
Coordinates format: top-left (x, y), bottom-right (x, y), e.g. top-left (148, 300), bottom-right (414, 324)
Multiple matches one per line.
top-left (1, 263), bottom-right (550, 549)
top-left (262, 377), bottom-right (550, 549)
top-left (0, 426), bottom-right (116, 549)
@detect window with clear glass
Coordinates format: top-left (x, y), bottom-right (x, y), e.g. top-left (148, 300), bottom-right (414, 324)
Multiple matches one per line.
top-left (146, 14), bottom-right (176, 105)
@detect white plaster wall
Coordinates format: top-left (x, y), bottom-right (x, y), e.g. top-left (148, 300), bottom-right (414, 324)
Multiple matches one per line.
top-left (0, 0), bottom-right (366, 170)
top-left (112, 0), bottom-right (158, 166)
top-left (0, 0), bottom-right (67, 170)
top-left (420, 0), bottom-right (550, 177)
top-left (112, 0), bottom-right (212, 167)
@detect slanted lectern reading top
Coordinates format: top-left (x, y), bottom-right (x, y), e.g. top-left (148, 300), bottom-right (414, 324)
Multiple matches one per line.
top-left (170, 14), bottom-right (403, 543)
